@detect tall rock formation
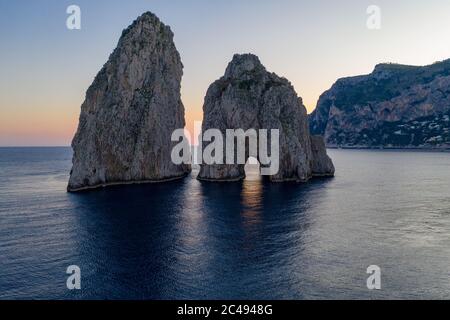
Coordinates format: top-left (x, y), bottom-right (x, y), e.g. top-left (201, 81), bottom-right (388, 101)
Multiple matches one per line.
top-left (310, 60), bottom-right (450, 148)
top-left (68, 12), bottom-right (190, 192)
top-left (198, 54), bottom-right (335, 182)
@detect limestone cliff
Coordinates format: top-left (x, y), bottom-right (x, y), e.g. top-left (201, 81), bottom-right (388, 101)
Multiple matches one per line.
top-left (310, 60), bottom-right (450, 149)
top-left (198, 54), bottom-right (335, 182)
top-left (68, 12), bottom-right (190, 192)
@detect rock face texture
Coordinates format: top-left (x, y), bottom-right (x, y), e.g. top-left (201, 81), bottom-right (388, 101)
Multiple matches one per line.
top-left (198, 54), bottom-right (335, 182)
top-left (68, 12), bottom-right (190, 192)
top-left (310, 135), bottom-right (335, 176)
top-left (310, 60), bottom-right (450, 149)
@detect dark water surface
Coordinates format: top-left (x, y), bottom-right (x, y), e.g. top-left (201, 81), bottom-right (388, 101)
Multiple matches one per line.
top-left (1, 147), bottom-right (450, 299)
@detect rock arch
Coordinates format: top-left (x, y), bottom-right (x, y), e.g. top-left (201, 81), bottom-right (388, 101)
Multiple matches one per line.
top-left (198, 54), bottom-right (334, 182)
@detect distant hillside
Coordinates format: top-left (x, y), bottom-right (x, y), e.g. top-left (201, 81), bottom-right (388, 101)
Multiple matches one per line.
top-left (309, 59), bottom-right (450, 149)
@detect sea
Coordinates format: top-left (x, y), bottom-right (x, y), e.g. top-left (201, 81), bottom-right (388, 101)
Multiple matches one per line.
top-left (0, 147), bottom-right (450, 299)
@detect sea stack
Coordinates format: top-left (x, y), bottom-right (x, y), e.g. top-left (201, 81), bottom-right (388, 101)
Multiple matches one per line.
top-left (198, 54), bottom-right (335, 182)
top-left (68, 12), bottom-right (190, 192)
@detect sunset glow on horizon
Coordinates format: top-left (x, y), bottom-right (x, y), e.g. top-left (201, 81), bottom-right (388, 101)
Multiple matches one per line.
top-left (1, 0), bottom-right (450, 146)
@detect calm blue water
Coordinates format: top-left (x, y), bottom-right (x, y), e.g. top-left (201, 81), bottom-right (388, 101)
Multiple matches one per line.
top-left (0, 147), bottom-right (450, 300)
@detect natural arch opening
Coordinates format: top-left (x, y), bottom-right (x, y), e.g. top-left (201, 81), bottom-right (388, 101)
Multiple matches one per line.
top-left (244, 156), bottom-right (261, 181)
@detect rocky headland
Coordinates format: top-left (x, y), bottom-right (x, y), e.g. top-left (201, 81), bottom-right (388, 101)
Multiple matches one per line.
top-left (309, 60), bottom-right (450, 149)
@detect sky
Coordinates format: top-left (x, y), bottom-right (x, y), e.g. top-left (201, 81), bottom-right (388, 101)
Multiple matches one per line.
top-left (1, 0), bottom-right (450, 146)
